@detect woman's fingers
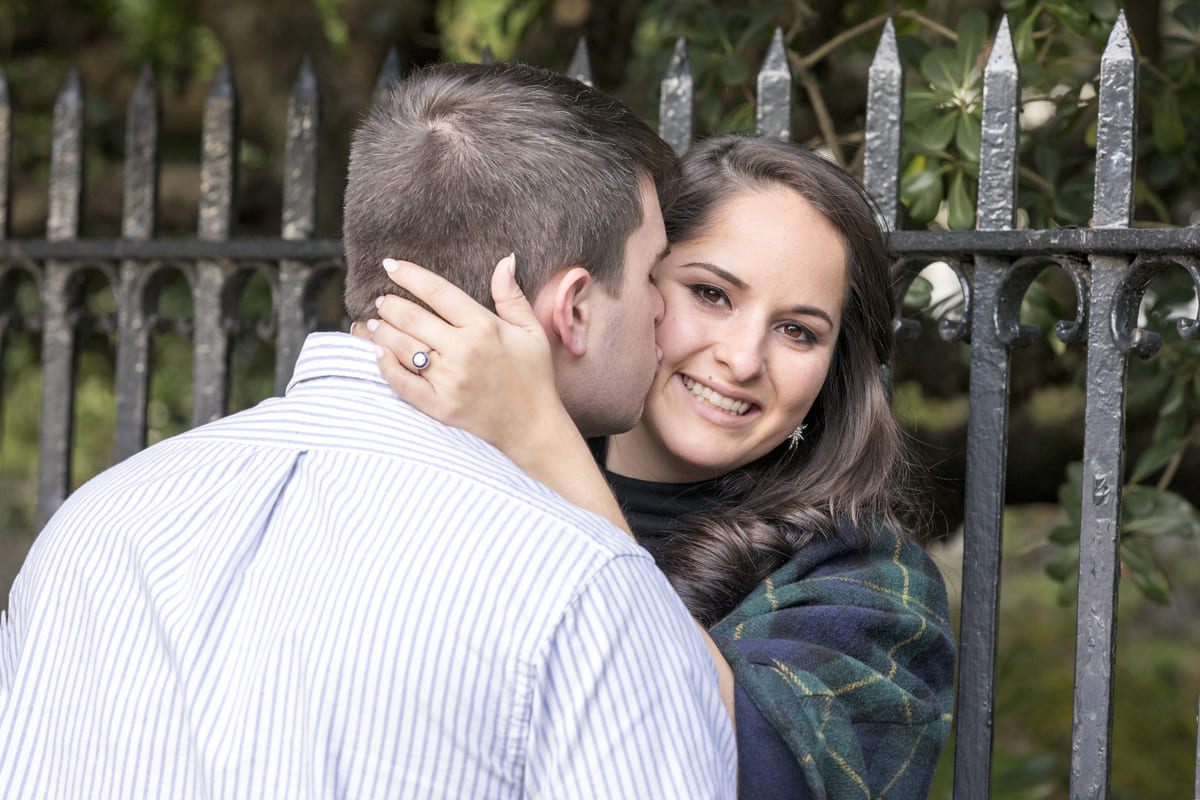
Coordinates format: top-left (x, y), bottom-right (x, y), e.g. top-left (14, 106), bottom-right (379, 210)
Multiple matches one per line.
top-left (382, 258), bottom-right (491, 326)
top-left (374, 294), bottom-right (454, 353)
top-left (489, 254), bottom-right (542, 335)
top-left (366, 318), bottom-right (432, 377)
top-left (370, 321), bottom-right (437, 412)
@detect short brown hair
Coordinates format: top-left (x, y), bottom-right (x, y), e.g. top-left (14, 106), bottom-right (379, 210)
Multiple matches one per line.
top-left (343, 62), bottom-right (680, 321)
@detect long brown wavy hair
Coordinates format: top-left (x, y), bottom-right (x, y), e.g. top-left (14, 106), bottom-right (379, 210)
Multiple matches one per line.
top-left (647, 135), bottom-right (917, 627)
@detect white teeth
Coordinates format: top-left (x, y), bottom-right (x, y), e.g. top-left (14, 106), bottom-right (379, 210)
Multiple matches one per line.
top-left (681, 376), bottom-right (751, 415)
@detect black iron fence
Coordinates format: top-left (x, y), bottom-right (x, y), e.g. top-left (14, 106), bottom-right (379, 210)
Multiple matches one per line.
top-left (1, 12), bottom-right (1198, 800)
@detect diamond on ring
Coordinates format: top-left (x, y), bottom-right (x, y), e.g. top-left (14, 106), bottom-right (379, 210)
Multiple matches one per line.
top-left (411, 351), bottom-right (431, 370)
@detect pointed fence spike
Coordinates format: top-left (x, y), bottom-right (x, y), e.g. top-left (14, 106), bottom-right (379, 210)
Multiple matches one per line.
top-left (372, 47), bottom-right (402, 106)
top-left (284, 54), bottom-right (320, 241)
top-left (1093, 10), bottom-right (1137, 228)
top-left (659, 38), bottom-right (693, 156)
top-left (48, 66), bottom-right (85, 241)
top-left (566, 38), bottom-right (593, 86)
top-left (199, 60), bottom-right (239, 240)
top-left (755, 27), bottom-right (791, 142)
top-left (123, 63), bottom-right (160, 240)
top-left (977, 15), bottom-right (1020, 231)
top-left (862, 19), bottom-right (903, 230)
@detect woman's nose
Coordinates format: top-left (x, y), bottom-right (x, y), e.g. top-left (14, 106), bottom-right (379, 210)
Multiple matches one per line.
top-left (714, 329), bottom-right (765, 382)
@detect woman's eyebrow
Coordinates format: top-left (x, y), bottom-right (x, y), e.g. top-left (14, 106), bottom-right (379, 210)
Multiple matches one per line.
top-left (685, 262), bottom-right (836, 327)
top-left (686, 262), bottom-right (748, 290)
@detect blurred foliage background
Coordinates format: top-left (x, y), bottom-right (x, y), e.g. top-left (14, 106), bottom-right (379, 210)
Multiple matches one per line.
top-left (2, 0), bottom-right (1199, 796)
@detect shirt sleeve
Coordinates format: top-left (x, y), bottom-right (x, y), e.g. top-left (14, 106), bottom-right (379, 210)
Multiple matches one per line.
top-left (710, 526), bottom-right (956, 799)
top-left (524, 553), bottom-right (737, 799)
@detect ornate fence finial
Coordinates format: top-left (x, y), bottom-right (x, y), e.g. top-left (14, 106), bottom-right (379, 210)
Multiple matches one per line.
top-left (863, 19), bottom-right (902, 231)
top-left (567, 38), bottom-right (593, 86)
top-left (1093, 10), bottom-right (1137, 229)
top-left (977, 15), bottom-right (1019, 231)
top-left (659, 38), bottom-right (693, 157)
top-left (756, 27), bottom-right (791, 142)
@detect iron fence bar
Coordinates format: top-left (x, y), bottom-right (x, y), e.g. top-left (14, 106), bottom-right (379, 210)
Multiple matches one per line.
top-left (885, 227), bottom-right (1200, 254)
top-left (756, 27), bottom-right (790, 142)
top-left (863, 19), bottom-right (902, 231)
top-left (114, 65), bottom-right (159, 462)
top-left (277, 57), bottom-right (320, 396)
top-left (0, 239), bottom-right (346, 261)
top-left (659, 38), bottom-right (693, 157)
top-left (1070, 12), bottom-right (1137, 800)
top-left (37, 70), bottom-right (85, 529)
top-left (953, 18), bottom-right (1020, 800)
top-left (192, 63), bottom-right (239, 428)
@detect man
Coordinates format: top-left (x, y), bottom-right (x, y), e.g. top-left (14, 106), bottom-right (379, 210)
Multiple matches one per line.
top-left (0, 63), bottom-right (736, 798)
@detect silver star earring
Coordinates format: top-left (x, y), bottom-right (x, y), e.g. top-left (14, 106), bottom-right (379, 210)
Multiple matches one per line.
top-left (788, 423), bottom-right (807, 451)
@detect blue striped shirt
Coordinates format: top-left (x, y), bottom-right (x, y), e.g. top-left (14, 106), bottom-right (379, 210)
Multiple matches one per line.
top-left (0, 332), bottom-right (736, 799)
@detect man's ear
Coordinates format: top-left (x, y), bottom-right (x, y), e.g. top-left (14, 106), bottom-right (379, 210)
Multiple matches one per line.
top-left (531, 266), bottom-right (593, 358)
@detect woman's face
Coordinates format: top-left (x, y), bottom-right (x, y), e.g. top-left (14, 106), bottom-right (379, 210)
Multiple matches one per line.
top-left (606, 186), bottom-right (847, 483)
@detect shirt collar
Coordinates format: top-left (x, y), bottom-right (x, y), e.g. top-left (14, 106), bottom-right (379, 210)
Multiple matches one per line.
top-left (286, 332), bottom-right (387, 394)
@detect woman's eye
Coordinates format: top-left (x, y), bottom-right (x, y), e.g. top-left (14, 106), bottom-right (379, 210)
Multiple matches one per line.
top-left (691, 285), bottom-right (728, 305)
top-left (780, 322), bottom-right (814, 342)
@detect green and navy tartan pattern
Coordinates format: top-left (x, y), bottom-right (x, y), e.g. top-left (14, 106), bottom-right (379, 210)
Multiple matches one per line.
top-left (712, 524), bottom-right (956, 798)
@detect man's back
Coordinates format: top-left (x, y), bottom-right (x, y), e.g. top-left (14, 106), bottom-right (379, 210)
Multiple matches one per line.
top-left (0, 334), bottom-right (735, 798)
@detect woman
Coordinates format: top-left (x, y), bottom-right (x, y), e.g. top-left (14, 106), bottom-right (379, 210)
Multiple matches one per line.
top-left (369, 135), bottom-right (955, 798)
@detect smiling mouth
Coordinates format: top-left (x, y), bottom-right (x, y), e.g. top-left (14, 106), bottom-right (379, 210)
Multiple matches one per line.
top-left (681, 375), bottom-right (752, 415)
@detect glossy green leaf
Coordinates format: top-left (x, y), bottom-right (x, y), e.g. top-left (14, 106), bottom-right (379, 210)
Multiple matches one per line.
top-left (947, 170), bottom-right (976, 230)
top-left (1013, 11), bottom-right (1039, 64)
top-left (901, 168), bottom-right (944, 223)
top-left (906, 109), bottom-right (958, 156)
top-left (919, 47), bottom-right (962, 95)
top-left (1153, 89), bottom-right (1187, 155)
top-left (955, 111), bottom-right (982, 162)
top-left (903, 275), bottom-right (933, 310)
top-left (956, 10), bottom-right (989, 76)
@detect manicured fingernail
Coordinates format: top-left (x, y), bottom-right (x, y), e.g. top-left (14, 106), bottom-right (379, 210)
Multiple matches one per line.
top-left (500, 253), bottom-right (516, 276)
top-left (375, 296), bottom-right (384, 309)
top-left (366, 318), bottom-right (379, 332)
top-left (374, 345), bottom-right (384, 359)
top-left (382, 258), bottom-right (398, 272)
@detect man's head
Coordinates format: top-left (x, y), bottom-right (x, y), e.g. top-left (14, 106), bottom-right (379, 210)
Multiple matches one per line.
top-left (343, 61), bottom-right (679, 436)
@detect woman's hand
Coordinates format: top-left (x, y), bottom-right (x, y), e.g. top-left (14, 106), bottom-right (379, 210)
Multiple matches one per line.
top-left (369, 255), bottom-right (563, 460)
